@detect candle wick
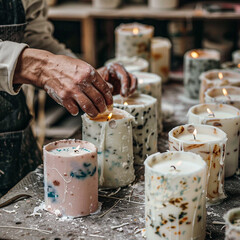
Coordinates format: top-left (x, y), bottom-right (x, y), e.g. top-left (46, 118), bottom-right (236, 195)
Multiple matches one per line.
top-left (193, 134), bottom-right (196, 141)
top-left (170, 165), bottom-right (176, 170)
top-left (208, 113), bottom-right (215, 118)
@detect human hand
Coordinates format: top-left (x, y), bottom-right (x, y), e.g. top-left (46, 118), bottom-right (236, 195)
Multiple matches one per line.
top-left (98, 63), bottom-right (138, 97)
top-left (14, 49), bottom-right (113, 117)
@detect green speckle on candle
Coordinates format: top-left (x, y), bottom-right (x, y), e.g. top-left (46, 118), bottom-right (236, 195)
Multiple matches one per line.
top-left (192, 197), bottom-right (197, 202)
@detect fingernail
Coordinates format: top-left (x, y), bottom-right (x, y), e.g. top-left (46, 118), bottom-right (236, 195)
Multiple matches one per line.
top-left (71, 111), bottom-right (79, 117)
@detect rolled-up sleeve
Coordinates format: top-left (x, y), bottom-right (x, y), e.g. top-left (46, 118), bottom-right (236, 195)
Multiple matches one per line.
top-left (0, 40), bottom-right (28, 95)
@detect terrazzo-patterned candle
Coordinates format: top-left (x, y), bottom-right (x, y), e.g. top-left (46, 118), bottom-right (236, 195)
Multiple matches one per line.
top-left (205, 86), bottom-right (240, 110)
top-left (145, 151), bottom-right (207, 240)
top-left (115, 22), bottom-right (154, 60)
top-left (169, 124), bottom-right (227, 204)
top-left (199, 69), bottom-right (240, 103)
top-left (43, 139), bottom-right (98, 217)
top-left (188, 103), bottom-right (240, 178)
top-left (224, 208), bottom-right (240, 240)
top-left (105, 56), bottom-right (149, 73)
top-left (82, 108), bottom-right (135, 189)
top-left (184, 49), bottom-right (220, 99)
top-left (114, 93), bottom-right (158, 165)
top-left (150, 37), bottom-right (171, 83)
top-left (135, 72), bottom-right (162, 132)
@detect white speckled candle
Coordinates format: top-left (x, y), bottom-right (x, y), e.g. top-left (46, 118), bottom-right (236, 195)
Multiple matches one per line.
top-left (115, 22), bottom-right (154, 60)
top-left (184, 49), bottom-right (220, 99)
top-left (200, 69), bottom-right (240, 103)
top-left (150, 37), bottom-right (171, 83)
top-left (224, 208), bottom-right (240, 240)
top-left (82, 108), bottom-right (135, 189)
top-left (145, 151), bottom-right (207, 240)
top-left (188, 103), bottom-right (240, 178)
top-left (169, 124), bottom-right (227, 204)
top-left (114, 93), bottom-right (158, 164)
top-left (43, 139), bottom-right (98, 217)
top-left (135, 72), bottom-right (162, 133)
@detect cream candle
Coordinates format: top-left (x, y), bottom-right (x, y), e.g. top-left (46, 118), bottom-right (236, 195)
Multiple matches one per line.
top-left (150, 37), bottom-right (172, 83)
top-left (169, 124), bottom-right (227, 204)
top-left (199, 69), bottom-right (240, 103)
top-left (221, 61), bottom-right (240, 73)
top-left (92, 0), bottom-right (121, 8)
top-left (82, 108), bottom-right (135, 189)
top-left (114, 93), bottom-right (158, 165)
top-left (134, 72), bottom-right (162, 132)
top-left (184, 49), bottom-right (220, 99)
top-left (105, 56), bottom-right (149, 73)
top-left (205, 86), bottom-right (240, 110)
top-left (145, 151), bottom-right (207, 240)
top-left (148, 0), bottom-right (179, 9)
top-left (232, 50), bottom-right (240, 64)
top-left (115, 22), bottom-right (154, 60)
top-left (224, 208), bottom-right (240, 240)
top-left (188, 103), bottom-right (240, 178)
top-left (43, 139), bottom-right (98, 217)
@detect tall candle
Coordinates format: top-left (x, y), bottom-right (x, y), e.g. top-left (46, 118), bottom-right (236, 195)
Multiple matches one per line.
top-left (114, 93), bottom-right (158, 164)
top-left (145, 151), bottom-right (207, 240)
top-left (82, 108), bottom-right (135, 188)
top-left (115, 22), bottom-right (154, 60)
top-left (184, 49), bottom-right (220, 99)
top-left (224, 207), bottom-right (240, 240)
top-left (150, 37), bottom-right (172, 83)
top-left (188, 103), bottom-right (240, 177)
top-left (199, 69), bottom-right (240, 103)
top-left (169, 124), bottom-right (227, 204)
top-left (43, 139), bottom-right (98, 217)
top-left (135, 72), bottom-right (162, 132)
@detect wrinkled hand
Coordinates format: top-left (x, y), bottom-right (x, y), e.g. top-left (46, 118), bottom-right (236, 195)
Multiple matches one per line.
top-left (98, 63), bottom-right (138, 97)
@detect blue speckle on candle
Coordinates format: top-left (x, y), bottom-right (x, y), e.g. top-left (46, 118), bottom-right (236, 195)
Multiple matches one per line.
top-left (70, 163), bottom-right (96, 180)
top-left (47, 184), bottom-right (58, 203)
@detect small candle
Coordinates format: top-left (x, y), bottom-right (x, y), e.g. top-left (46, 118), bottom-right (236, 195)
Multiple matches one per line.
top-left (224, 208), bottom-right (240, 240)
top-left (92, 0), bottom-right (121, 9)
top-left (145, 151), bottom-right (207, 240)
top-left (114, 93), bottom-right (158, 165)
top-left (150, 37), bottom-right (172, 83)
top-left (43, 139), bottom-right (98, 217)
top-left (221, 61), bottom-right (240, 74)
top-left (135, 72), bottom-right (162, 132)
top-left (188, 103), bottom-right (240, 178)
top-left (105, 56), bottom-right (149, 73)
top-left (148, 0), bottom-right (179, 9)
top-left (232, 50), bottom-right (240, 64)
top-left (115, 22), bottom-right (154, 60)
top-left (184, 49), bottom-right (220, 99)
top-left (82, 108), bottom-right (135, 188)
top-left (169, 124), bottom-right (227, 204)
top-left (199, 69), bottom-right (240, 103)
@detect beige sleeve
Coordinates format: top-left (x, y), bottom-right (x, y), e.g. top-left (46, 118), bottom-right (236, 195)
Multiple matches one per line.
top-left (0, 40), bottom-right (28, 95)
top-left (22, 0), bottom-right (77, 58)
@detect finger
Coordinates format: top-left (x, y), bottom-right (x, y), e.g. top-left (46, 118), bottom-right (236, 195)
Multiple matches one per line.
top-left (81, 83), bottom-right (107, 113)
top-left (73, 91), bottom-right (99, 118)
top-left (62, 99), bottom-right (79, 116)
top-left (106, 82), bottom-right (114, 93)
top-left (129, 73), bottom-right (138, 95)
top-left (92, 71), bottom-right (113, 106)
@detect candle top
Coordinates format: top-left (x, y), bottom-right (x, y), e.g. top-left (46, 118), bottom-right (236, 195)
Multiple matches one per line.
top-left (89, 111), bottom-right (125, 122)
top-left (206, 87), bottom-right (240, 102)
top-left (134, 72), bottom-right (161, 85)
top-left (187, 49), bottom-right (220, 60)
top-left (50, 146), bottom-right (91, 156)
top-left (151, 37), bottom-right (171, 48)
top-left (116, 22), bottom-right (154, 35)
top-left (200, 69), bottom-right (240, 82)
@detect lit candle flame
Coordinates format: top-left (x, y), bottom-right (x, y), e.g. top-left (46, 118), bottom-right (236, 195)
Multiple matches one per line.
top-left (124, 102), bottom-right (128, 106)
top-left (74, 145), bottom-right (81, 153)
top-left (139, 79), bottom-right (144, 84)
top-left (190, 51), bottom-right (199, 59)
top-left (133, 27), bottom-right (139, 35)
top-left (193, 129), bottom-right (197, 140)
top-left (238, 64), bottom-right (240, 68)
top-left (222, 88), bottom-right (231, 101)
top-left (107, 112), bottom-right (113, 121)
top-left (218, 72), bottom-right (224, 80)
top-left (207, 108), bottom-right (215, 117)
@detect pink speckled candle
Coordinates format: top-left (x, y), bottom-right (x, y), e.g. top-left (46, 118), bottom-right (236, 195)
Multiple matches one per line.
top-left (43, 139), bottom-right (98, 217)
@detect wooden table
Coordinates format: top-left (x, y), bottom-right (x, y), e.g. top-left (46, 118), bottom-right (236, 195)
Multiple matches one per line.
top-left (0, 82), bottom-right (240, 239)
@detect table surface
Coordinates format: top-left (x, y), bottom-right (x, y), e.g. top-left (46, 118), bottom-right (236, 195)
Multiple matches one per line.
top-left (0, 82), bottom-right (240, 240)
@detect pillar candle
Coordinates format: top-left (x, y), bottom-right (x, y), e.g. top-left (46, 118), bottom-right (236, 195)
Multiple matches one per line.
top-left (224, 208), bottom-right (240, 240)
top-left (105, 56), bottom-right (149, 73)
top-left (113, 93), bottom-right (158, 164)
top-left (82, 108), bottom-right (135, 189)
top-left (184, 49), bottom-right (220, 99)
top-left (115, 22), bottom-right (154, 60)
top-left (148, 0), bottom-right (179, 9)
top-left (221, 61), bottom-right (240, 74)
top-left (43, 139), bottom-right (98, 217)
top-left (135, 72), bottom-right (162, 132)
top-left (188, 103), bottom-right (240, 177)
top-left (145, 151), bottom-right (207, 240)
top-left (169, 124), bottom-right (227, 204)
top-left (232, 50), bottom-right (240, 64)
top-left (92, 0), bottom-right (121, 8)
top-left (199, 69), bottom-right (240, 103)
top-left (150, 37), bottom-right (171, 83)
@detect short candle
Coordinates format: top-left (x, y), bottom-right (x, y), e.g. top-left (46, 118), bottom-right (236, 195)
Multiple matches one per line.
top-left (224, 207), bottom-right (240, 240)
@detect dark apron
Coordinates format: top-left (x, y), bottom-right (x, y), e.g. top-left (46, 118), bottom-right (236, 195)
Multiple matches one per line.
top-left (0, 0), bottom-right (42, 196)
